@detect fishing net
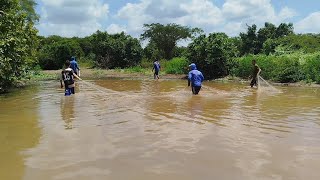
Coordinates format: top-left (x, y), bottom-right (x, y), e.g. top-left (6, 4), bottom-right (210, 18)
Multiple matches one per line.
top-left (257, 75), bottom-right (281, 93)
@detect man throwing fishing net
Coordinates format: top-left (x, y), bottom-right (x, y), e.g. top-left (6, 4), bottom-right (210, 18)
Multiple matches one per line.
top-left (250, 59), bottom-right (261, 88)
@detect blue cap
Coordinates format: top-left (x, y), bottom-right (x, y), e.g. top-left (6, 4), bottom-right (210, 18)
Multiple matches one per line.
top-left (189, 63), bottom-right (197, 70)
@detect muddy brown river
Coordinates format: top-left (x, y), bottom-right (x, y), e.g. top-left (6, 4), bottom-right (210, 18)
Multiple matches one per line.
top-left (1, 79), bottom-right (320, 180)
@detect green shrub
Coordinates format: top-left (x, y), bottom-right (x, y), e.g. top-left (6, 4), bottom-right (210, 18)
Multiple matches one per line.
top-left (232, 54), bottom-right (304, 83)
top-left (301, 52), bottom-right (320, 83)
top-left (164, 57), bottom-right (189, 74)
top-left (272, 56), bottom-right (303, 83)
top-left (231, 55), bottom-right (254, 78)
top-left (79, 53), bottom-right (95, 68)
top-left (140, 58), bottom-right (153, 69)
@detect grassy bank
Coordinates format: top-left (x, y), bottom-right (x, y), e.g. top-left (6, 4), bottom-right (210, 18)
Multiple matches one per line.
top-left (231, 52), bottom-right (320, 84)
top-left (0, 71), bottom-right (58, 94)
top-left (41, 68), bottom-right (186, 80)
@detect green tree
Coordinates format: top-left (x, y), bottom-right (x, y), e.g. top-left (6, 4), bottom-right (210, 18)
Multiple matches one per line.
top-left (239, 24), bottom-right (259, 55)
top-left (143, 42), bottom-right (163, 61)
top-left (77, 36), bottom-right (93, 56)
top-left (276, 34), bottom-right (320, 53)
top-left (239, 22), bottom-right (294, 55)
top-left (275, 23), bottom-right (294, 38)
top-left (0, 0), bottom-right (38, 91)
top-left (38, 40), bottom-right (83, 70)
top-left (141, 23), bottom-right (202, 60)
top-left (187, 33), bottom-right (239, 79)
top-left (257, 22), bottom-right (276, 52)
top-left (91, 31), bottom-right (143, 68)
top-left (262, 38), bottom-right (278, 55)
top-left (260, 23), bottom-right (294, 55)
top-left (19, 0), bottom-right (39, 22)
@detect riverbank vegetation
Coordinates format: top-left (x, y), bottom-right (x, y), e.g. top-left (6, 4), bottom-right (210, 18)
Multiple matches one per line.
top-left (1, 0), bottom-right (320, 92)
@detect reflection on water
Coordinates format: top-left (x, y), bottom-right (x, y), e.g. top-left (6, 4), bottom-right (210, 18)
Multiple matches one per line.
top-left (1, 80), bottom-right (320, 179)
top-left (60, 96), bottom-right (75, 129)
top-left (0, 87), bottom-right (41, 180)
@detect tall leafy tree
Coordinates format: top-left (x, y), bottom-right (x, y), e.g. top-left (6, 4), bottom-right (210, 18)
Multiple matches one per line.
top-left (257, 22), bottom-right (276, 51)
top-left (240, 22), bottom-right (295, 55)
top-left (187, 33), bottom-right (239, 79)
top-left (38, 40), bottom-right (84, 70)
top-left (239, 24), bottom-right (259, 55)
top-left (141, 23), bottom-right (202, 60)
top-left (19, 0), bottom-right (39, 22)
top-left (275, 23), bottom-right (294, 38)
top-left (0, 0), bottom-right (38, 91)
top-left (91, 31), bottom-right (143, 68)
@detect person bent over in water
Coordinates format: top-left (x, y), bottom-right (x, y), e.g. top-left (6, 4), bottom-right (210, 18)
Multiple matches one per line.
top-left (250, 59), bottom-right (261, 88)
top-left (188, 63), bottom-right (204, 95)
top-left (60, 60), bottom-right (82, 96)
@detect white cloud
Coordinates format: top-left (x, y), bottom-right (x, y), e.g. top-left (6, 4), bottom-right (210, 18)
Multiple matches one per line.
top-left (178, 0), bottom-right (223, 26)
top-left (222, 0), bottom-right (276, 21)
top-left (295, 12), bottom-right (320, 33)
top-left (279, 7), bottom-right (297, 20)
top-left (117, 0), bottom-right (223, 36)
top-left (220, 22), bottom-right (244, 36)
top-left (117, 1), bottom-right (154, 35)
top-left (144, 0), bottom-right (189, 19)
top-left (115, 0), bottom-right (297, 37)
top-left (38, 0), bottom-right (109, 37)
top-left (38, 22), bottom-right (102, 37)
top-left (220, 0), bottom-right (297, 35)
top-left (37, 0), bottom-right (302, 37)
top-left (106, 24), bottom-right (127, 34)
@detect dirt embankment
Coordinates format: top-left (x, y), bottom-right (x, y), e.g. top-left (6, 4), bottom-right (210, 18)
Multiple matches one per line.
top-left (43, 69), bottom-right (187, 80)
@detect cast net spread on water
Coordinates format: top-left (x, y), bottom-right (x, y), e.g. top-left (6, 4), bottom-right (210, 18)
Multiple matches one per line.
top-left (257, 75), bottom-right (281, 93)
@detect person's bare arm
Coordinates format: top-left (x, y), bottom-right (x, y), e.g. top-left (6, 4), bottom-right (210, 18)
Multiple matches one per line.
top-left (60, 73), bottom-right (63, 88)
top-left (73, 73), bottom-right (82, 81)
top-left (258, 67), bottom-right (262, 75)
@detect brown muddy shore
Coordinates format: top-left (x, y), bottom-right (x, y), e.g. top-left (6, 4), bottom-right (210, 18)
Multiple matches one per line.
top-left (43, 69), bottom-right (186, 80)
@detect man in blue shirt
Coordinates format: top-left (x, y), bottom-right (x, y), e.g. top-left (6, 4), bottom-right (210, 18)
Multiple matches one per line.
top-left (188, 63), bottom-right (204, 95)
top-left (70, 56), bottom-right (80, 76)
top-left (152, 60), bottom-right (161, 79)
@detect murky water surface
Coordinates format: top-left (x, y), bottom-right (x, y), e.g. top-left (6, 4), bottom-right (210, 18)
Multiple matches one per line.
top-left (1, 79), bottom-right (320, 180)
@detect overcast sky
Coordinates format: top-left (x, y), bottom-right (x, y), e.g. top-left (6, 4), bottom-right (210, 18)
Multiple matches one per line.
top-left (35, 0), bottom-right (320, 38)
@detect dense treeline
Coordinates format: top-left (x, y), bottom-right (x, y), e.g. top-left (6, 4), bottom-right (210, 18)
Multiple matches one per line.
top-left (1, 0), bottom-right (320, 92)
top-left (35, 22), bottom-right (319, 82)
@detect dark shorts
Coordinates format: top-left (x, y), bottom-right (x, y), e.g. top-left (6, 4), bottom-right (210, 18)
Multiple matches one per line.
top-left (154, 71), bottom-right (159, 76)
top-left (65, 87), bottom-right (75, 96)
top-left (250, 76), bottom-right (258, 87)
top-left (192, 86), bottom-right (201, 95)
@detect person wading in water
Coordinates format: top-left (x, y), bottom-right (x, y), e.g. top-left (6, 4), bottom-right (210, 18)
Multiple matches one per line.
top-left (188, 63), bottom-right (204, 95)
top-left (60, 60), bottom-right (82, 96)
top-left (152, 60), bottom-right (161, 80)
top-left (250, 59), bottom-right (261, 88)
